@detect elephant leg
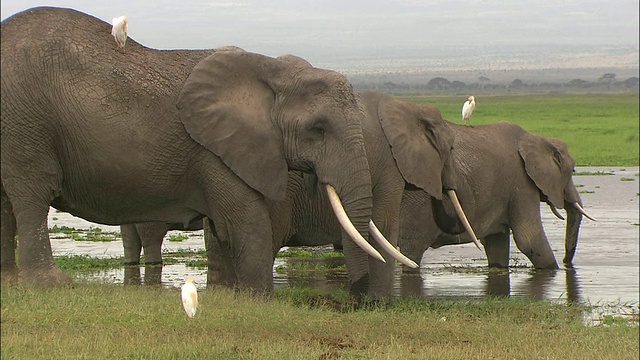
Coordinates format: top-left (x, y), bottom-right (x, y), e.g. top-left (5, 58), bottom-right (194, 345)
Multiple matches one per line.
top-left (398, 201), bottom-right (434, 273)
top-left (121, 224), bottom-right (143, 266)
top-left (343, 241), bottom-right (370, 300)
top-left (511, 216), bottom-right (559, 269)
top-left (14, 204), bottom-right (70, 285)
top-left (1, 187), bottom-right (18, 276)
top-left (136, 223), bottom-right (169, 265)
top-left (204, 218), bottom-right (236, 288)
top-left (207, 186), bottom-right (275, 293)
top-left (367, 245), bottom-right (395, 301)
top-left (137, 223), bottom-right (167, 285)
top-left (483, 232), bottom-right (510, 268)
top-left (365, 176), bottom-right (405, 301)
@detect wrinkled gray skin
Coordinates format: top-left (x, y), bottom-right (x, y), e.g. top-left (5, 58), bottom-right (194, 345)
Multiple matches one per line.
top-left (0, 7), bottom-right (375, 291)
top-left (122, 88), bottom-right (460, 300)
top-left (120, 171), bottom-right (339, 267)
top-left (399, 121), bottom-right (585, 272)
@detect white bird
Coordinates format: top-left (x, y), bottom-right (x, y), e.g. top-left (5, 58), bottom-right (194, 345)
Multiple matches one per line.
top-left (111, 15), bottom-right (128, 52)
top-left (181, 277), bottom-right (198, 318)
top-left (462, 95), bottom-right (476, 126)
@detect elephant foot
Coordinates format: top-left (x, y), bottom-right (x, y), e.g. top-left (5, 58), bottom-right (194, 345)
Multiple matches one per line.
top-left (487, 262), bottom-right (509, 268)
top-left (1, 267), bottom-right (20, 285)
top-left (143, 265), bottom-right (163, 286)
top-left (530, 255), bottom-right (559, 269)
top-left (20, 265), bottom-right (72, 287)
top-left (402, 265), bottom-right (421, 274)
top-left (537, 262), bottom-right (559, 270)
top-left (124, 266), bottom-right (142, 286)
top-left (349, 274), bottom-right (369, 302)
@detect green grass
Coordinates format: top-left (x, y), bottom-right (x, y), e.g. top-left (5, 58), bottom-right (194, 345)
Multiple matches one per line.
top-left (50, 226), bottom-right (121, 242)
top-left (1, 283), bottom-right (637, 359)
top-left (397, 93), bottom-right (639, 166)
top-left (54, 255), bottom-right (124, 271)
top-left (276, 247), bottom-right (344, 259)
top-left (167, 234), bottom-right (189, 242)
top-left (574, 171), bottom-right (615, 176)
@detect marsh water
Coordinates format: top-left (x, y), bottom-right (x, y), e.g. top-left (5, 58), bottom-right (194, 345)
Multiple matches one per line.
top-left (48, 167), bottom-right (639, 322)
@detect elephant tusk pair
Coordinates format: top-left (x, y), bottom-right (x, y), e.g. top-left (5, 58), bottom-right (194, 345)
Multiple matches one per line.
top-left (549, 204), bottom-right (565, 220)
top-left (549, 203), bottom-right (596, 222)
top-left (573, 202), bottom-right (596, 221)
top-left (325, 184), bottom-right (418, 268)
top-left (446, 190), bottom-right (482, 250)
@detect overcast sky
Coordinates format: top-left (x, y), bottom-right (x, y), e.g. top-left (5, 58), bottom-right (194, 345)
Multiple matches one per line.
top-left (2, 1), bottom-right (638, 69)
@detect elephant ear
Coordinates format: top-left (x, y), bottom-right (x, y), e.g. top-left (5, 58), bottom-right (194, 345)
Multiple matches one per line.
top-left (177, 51), bottom-right (288, 201)
top-left (376, 93), bottom-right (454, 200)
top-left (548, 138), bottom-right (580, 204)
top-left (519, 133), bottom-right (575, 208)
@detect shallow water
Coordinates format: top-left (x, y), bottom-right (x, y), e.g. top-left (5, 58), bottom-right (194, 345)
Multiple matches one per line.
top-left (48, 167), bottom-right (639, 318)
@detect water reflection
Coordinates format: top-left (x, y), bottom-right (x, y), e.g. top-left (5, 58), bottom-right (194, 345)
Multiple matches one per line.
top-left (78, 257), bottom-right (640, 325)
top-left (113, 257), bottom-right (584, 304)
top-left (398, 267), bottom-right (581, 302)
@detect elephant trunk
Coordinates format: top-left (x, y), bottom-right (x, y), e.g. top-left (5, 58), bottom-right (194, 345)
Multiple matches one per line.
top-left (326, 184), bottom-right (384, 262)
top-left (563, 202), bottom-right (583, 265)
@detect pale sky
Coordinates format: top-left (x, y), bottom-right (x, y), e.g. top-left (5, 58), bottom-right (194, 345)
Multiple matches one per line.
top-left (2, 1), bottom-right (638, 70)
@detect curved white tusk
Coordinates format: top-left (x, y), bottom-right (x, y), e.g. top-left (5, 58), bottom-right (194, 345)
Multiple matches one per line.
top-left (368, 220), bottom-right (419, 269)
top-left (325, 184), bottom-right (386, 263)
top-left (446, 190), bottom-right (482, 250)
top-left (549, 204), bottom-right (565, 220)
top-left (573, 202), bottom-right (596, 221)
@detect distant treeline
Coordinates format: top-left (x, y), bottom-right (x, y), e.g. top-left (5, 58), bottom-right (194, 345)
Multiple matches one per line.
top-left (351, 73), bottom-right (639, 94)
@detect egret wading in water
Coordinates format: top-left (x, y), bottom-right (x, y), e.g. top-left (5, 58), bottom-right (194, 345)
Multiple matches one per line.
top-left (181, 277), bottom-right (198, 318)
top-left (462, 96), bottom-right (476, 126)
top-left (111, 15), bottom-right (128, 52)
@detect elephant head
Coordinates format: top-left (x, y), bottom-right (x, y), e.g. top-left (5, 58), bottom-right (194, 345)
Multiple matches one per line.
top-left (519, 135), bottom-right (593, 264)
top-left (361, 91), bottom-right (480, 248)
top-left (176, 51), bottom-right (407, 265)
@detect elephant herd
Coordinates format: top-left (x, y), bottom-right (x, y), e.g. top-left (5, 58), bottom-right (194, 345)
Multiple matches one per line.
top-left (1, 7), bottom-right (592, 300)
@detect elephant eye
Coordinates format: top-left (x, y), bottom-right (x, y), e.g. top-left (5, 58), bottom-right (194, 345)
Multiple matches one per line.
top-left (311, 125), bottom-right (324, 137)
top-left (309, 118), bottom-right (328, 139)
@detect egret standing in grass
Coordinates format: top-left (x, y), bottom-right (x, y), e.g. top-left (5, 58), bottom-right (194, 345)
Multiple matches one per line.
top-left (181, 277), bottom-right (198, 318)
top-left (111, 15), bottom-right (128, 52)
top-left (462, 96), bottom-right (476, 126)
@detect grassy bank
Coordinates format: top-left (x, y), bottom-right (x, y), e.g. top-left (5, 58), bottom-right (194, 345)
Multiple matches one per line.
top-left (1, 283), bottom-right (637, 360)
top-left (397, 93), bottom-right (639, 166)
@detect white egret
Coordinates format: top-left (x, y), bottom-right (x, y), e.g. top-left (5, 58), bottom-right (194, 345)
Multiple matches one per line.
top-left (461, 96), bottom-right (476, 126)
top-left (181, 277), bottom-right (198, 318)
top-left (111, 15), bottom-right (128, 52)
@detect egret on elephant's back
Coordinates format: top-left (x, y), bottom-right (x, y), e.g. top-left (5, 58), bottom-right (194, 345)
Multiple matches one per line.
top-left (462, 96), bottom-right (476, 126)
top-left (111, 15), bottom-right (128, 52)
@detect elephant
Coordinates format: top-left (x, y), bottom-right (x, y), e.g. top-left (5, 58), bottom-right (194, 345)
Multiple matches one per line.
top-left (0, 7), bottom-right (413, 290)
top-left (120, 86), bottom-right (480, 300)
top-left (397, 120), bottom-right (593, 271)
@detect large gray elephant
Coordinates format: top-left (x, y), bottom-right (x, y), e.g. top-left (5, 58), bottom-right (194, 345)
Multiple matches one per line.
top-left (398, 120), bottom-right (592, 271)
top-left (120, 87), bottom-right (480, 300)
top-left (0, 7), bottom-right (409, 289)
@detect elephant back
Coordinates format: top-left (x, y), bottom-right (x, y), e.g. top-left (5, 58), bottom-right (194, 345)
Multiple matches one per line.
top-left (1, 7), bottom-right (213, 105)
